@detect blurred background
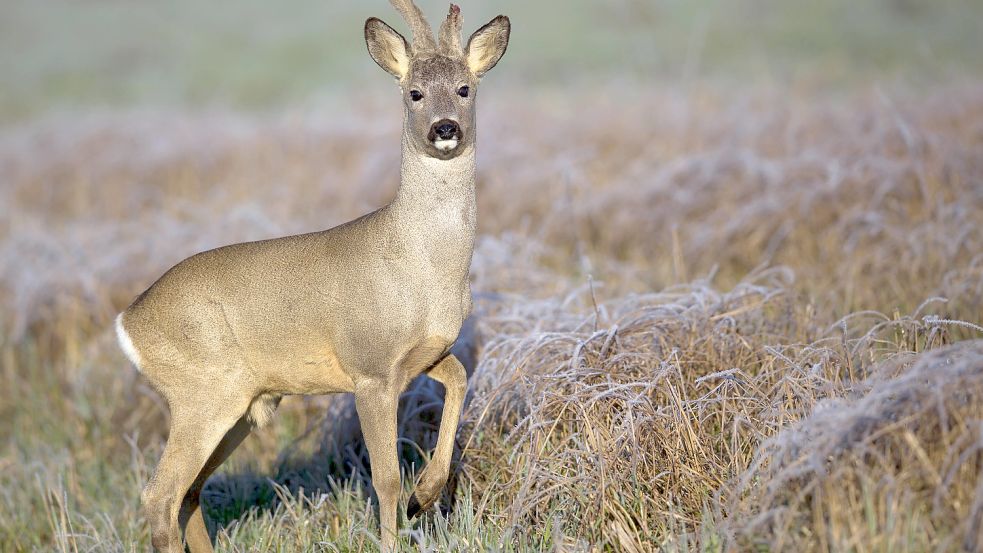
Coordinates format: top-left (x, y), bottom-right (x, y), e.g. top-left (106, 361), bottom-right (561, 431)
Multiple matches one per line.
top-left (3, 0), bottom-right (983, 120)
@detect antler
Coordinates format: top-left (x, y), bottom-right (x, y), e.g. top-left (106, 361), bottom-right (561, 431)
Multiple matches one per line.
top-left (389, 0), bottom-right (437, 54)
top-left (438, 4), bottom-right (463, 56)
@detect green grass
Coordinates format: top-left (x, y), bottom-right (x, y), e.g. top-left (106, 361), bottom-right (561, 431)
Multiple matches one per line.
top-left (2, 0), bottom-right (983, 119)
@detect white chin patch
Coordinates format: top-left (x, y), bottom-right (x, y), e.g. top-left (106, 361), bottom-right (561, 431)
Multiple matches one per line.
top-left (434, 139), bottom-right (458, 152)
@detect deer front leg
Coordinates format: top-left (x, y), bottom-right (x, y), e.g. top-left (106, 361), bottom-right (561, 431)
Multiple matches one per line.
top-left (407, 354), bottom-right (467, 518)
top-left (355, 382), bottom-right (401, 552)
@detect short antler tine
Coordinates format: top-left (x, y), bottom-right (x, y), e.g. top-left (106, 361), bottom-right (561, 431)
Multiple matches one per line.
top-left (389, 0), bottom-right (437, 53)
top-left (438, 3), bottom-right (463, 56)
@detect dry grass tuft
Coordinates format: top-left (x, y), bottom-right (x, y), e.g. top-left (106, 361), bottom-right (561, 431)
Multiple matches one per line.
top-left (730, 340), bottom-right (983, 552)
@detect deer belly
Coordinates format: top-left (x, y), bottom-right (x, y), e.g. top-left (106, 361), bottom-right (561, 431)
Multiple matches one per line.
top-left (255, 338), bottom-right (355, 395)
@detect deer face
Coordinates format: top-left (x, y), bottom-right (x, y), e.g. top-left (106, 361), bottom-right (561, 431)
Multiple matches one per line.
top-left (365, 5), bottom-right (510, 160)
top-left (402, 55), bottom-right (474, 159)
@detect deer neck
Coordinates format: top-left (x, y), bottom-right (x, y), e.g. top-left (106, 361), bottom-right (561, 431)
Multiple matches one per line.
top-left (390, 132), bottom-right (477, 240)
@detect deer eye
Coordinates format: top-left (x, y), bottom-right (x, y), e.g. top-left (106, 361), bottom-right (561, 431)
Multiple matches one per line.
top-left (457, 86), bottom-right (470, 98)
top-left (409, 90), bottom-right (424, 102)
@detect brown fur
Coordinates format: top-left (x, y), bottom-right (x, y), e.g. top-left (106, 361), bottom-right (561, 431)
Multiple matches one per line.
top-left (116, 2), bottom-right (509, 552)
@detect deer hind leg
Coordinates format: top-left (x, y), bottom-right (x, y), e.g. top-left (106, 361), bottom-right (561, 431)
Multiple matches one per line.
top-left (407, 354), bottom-right (467, 518)
top-left (182, 394), bottom-right (279, 553)
top-left (354, 382), bottom-right (401, 553)
top-left (142, 393), bottom-right (251, 553)
top-left (181, 414), bottom-right (253, 553)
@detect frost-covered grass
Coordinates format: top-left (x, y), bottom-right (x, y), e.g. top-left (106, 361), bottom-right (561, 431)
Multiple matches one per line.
top-left (1, 83), bottom-right (982, 551)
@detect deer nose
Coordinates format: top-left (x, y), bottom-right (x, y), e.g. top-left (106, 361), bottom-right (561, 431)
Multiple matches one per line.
top-left (432, 120), bottom-right (459, 140)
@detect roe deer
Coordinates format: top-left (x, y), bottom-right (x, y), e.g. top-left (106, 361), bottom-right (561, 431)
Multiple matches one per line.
top-left (114, 2), bottom-right (509, 550)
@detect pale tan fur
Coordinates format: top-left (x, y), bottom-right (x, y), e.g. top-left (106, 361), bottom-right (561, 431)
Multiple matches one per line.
top-left (116, 2), bottom-right (509, 552)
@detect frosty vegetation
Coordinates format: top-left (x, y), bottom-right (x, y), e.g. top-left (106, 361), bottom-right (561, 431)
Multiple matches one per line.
top-left (1, 83), bottom-right (981, 551)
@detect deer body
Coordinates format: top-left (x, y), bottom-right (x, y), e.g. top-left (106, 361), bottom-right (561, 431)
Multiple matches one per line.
top-left (121, 144), bottom-right (475, 403)
top-left (116, 2), bottom-right (508, 551)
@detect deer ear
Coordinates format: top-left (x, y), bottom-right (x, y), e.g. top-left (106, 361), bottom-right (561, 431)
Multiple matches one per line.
top-left (365, 18), bottom-right (410, 80)
top-left (465, 15), bottom-right (510, 77)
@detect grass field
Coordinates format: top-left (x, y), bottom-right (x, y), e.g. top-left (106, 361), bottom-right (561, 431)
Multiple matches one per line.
top-left (4, 0), bottom-right (983, 120)
top-left (2, 1), bottom-right (983, 552)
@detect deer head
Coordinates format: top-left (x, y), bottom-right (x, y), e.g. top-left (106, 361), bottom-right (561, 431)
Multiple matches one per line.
top-left (365, 1), bottom-right (510, 160)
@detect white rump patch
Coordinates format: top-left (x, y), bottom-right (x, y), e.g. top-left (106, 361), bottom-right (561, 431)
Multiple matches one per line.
top-left (115, 313), bottom-right (143, 371)
top-left (434, 139), bottom-right (458, 152)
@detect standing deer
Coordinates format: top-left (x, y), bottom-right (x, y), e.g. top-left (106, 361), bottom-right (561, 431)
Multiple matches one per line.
top-left (114, 2), bottom-right (509, 551)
